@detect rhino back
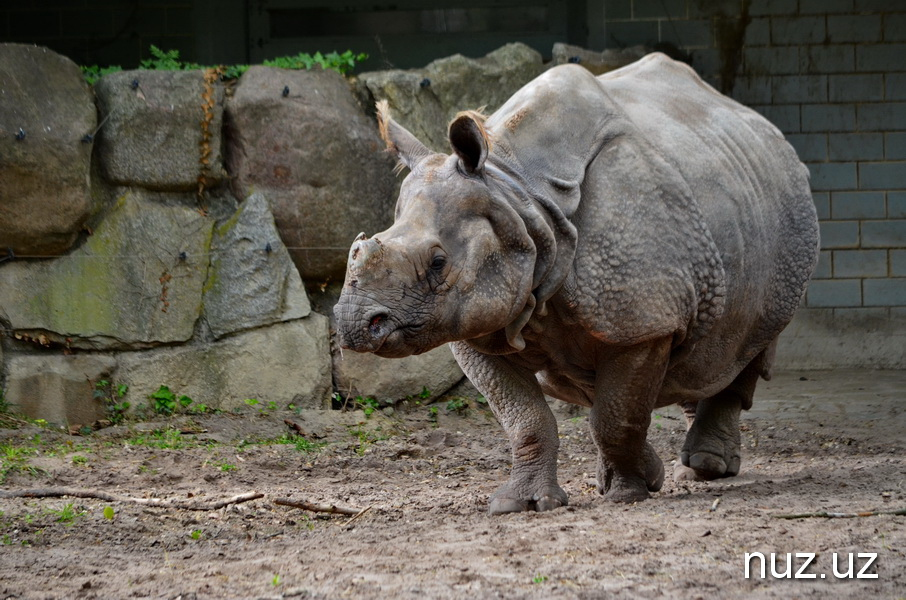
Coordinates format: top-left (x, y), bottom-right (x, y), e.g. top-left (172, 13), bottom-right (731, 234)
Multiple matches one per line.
top-left (484, 55), bottom-right (817, 396)
top-left (598, 54), bottom-right (818, 390)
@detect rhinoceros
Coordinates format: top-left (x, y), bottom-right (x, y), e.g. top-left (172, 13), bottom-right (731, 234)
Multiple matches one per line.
top-left (334, 53), bottom-right (819, 515)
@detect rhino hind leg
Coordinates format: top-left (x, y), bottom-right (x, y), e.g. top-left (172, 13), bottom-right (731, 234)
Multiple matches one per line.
top-left (677, 359), bottom-right (761, 481)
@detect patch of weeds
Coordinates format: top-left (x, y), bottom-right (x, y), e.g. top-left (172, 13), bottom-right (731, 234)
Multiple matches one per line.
top-left (265, 434), bottom-right (326, 454)
top-left (71, 455), bottom-right (88, 466)
top-left (445, 397), bottom-right (469, 415)
top-left (94, 380), bottom-right (130, 424)
top-left (348, 426), bottom-right (389, 456)
top-left (126, 428), bottom-right (190, 450)
top-left (532, 574), bottom-right (549, 584)
top-left (356, 396), bottom-right (380, 417)
top-left (80, 64), bottom-right (123, 85)
top-left (46, 503), bottom-right (86, 525)
top-left (217, 461), bottom-right (237, 472)
top-left (271, 574), bottom-right (282, 587)
top-left (149, 385), bottom-right (193, 416)
top-left (190, 529), bottom-right (202, 540)
top-left (0, 443), bottom-right (42, 482)
top-left (243, 398), bottom-right (280, 416)
top-left (428, 405), bottom-right (439, 427)
top-left (263, 50), bottom-right (367, 74)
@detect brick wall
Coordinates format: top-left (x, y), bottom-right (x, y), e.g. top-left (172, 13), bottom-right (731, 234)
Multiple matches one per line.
top-left (603, 0), bottom-right (905, 367)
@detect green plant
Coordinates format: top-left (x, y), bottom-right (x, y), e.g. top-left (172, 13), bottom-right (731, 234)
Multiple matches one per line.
top-left (103, 506), bottom-right (115, 520)
top-left (149, 385), bottom-right (193, 416)
top-left (140, 44), bottom-right (203, 71)
top-left (271, 574), bottom-right (281, 587)
top-left (0, 443), bottom-right (41, 482)
top-left (94, 380), bottom-right (131, 424)
top-left (126, 428), bottom-right (188, 450)
top-left (71, 455), bottom-right (87, 465)
top-left (356, 396), bottom-right (380, 417)
top-left (445, 397), bottom-right (468, 415)
top-left (428, 405), bottom-right (439, 426)
top-left (263, 50), bottom-right (367, 74)
top-left (190, 529), bottom-right (202, 540)
top-left (532, 574), bottom-right (548, 584)
top-left (47, 503), bottom-right (85, 524)
top-left (80, 64), bottom-right (123, 85)
top-left (218, 461), bottom-right (237, 472)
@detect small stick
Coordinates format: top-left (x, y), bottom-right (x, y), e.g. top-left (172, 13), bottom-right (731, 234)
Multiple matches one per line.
top-left (342, 505), bottom-right (372, 527)
top-left (709, 497), bottom-right (721, 512)
top-left (283, 419), bottom-right (306, 436)
top-left (273, 497), bottom-right (363, 516)
top-left (0, 488), bottom-right (262, 511)
top-left (774, 507), bottom-right (906, 520)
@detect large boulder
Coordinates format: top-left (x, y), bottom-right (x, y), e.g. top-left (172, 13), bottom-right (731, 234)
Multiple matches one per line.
top-left (116, 316), bottom-right (332, 411)
top-left (333, 344), bottom-right (464, 405)
top-left (0, 191), bottom-right (213, 350)
top-left (357, 43), bottom-right (544, 152)
top-left (0, 44), bottom-right (98, 256)
top-left (550, 43), bottom-right (648, 75)
top-left (94, 69), bottom-right (226, 191)
top-left (203, 192), bottom-right (311, 338)
top-left (225, 66), bottom-right (397, 281)
top-left (4, 354), bottom-right (116, 426)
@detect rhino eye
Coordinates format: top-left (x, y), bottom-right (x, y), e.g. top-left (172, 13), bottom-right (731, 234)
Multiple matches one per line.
top-left (430, 255), bottom-right (447, 271)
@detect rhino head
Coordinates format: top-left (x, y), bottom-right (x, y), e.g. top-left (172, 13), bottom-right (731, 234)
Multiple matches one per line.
top-left (334, 102), bottom-right (575, 358)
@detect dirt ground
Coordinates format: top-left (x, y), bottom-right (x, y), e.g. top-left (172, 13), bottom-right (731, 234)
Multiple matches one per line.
top-left (0, 369), bottom-right (903, 600)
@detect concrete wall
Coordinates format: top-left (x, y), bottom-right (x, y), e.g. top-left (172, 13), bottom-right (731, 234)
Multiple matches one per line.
top-left (602, 0), bottom-right (906, 368)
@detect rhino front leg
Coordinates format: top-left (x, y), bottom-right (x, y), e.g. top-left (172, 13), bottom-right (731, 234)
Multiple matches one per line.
top-left (450, 342), bottom-right (567, 515)
top-left (591, 338), bottom-right (672, 503)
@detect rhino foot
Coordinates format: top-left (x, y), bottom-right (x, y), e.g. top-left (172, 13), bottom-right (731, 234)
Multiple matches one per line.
top-left (680, 448), bottom-right (740, 480)
top-left (488, 483), bottom-right (568, 515)
top-left (597, 444), bottom-right (664, 503)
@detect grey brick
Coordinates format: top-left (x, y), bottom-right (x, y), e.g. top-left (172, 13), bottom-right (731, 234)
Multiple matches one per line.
top-left (887, 133), bottom-right (906, 160)
top-left (744, 47), bottom-right (799, 74)
top-left (859, 162), bottom-right (906, 190)
top-left (806, 279), bottom-right (862, 307)
top-left (787, 133), bottom-right (827, 162)
top-left (862, 220), bottom-right (906, 248)
top-left (773, 75), bottom-right (828, 103)
top-left (744, 17), bottom-right (771, 46)
top-left (884, 14), bottom-right (906, 42)
top-left (606, 20), bottom-right (659, 46)
top-left (857, 103), bottom-right (906, 131)
top-left (892, 250), bottom-right (906, 276)
top-left (890, 192), bottom-right (906, 218)
top-left (827, 14), bottom-right (882, 43)
top-left (604, 0), bottom-right (631, 20)
top-left (831, 191), bottom-right (887, 218)
top-left (863, 279), bottom-right (906, 306)
top-left (813, 250), bottom-right (833, 278)
top-left (772, 16), bottom-right (825, 45)
top-left (802, 104), bottom-right (856, 133)
top-left (750, 0), bottom-right (799, 16)
top-left (692, 49), bottom-right (722, 80)
top-left (662, 19), bottom-right (712, 48)
top-left (856, 44), bottom-right (906, 72)
top-left (752, 104), bottom-right (800, 132)
top-left (856, 0), bottom-right (905, 10)
top-left (833, 249), bottom-right (888, 277)
top-left (819, 220), bottom-right (861, 249)
top-left (829, 74), bottom-right (884, 103)
top-left (800, 0), bottom-right (854, 13)
top-left (828, 133), bottom-right (884, 161)
top-left (886, 74), bottom-right (906, 101)
top-left (809, 162), bottom-right (858, 191)
top-left (813, 192), bottom-right (831, 219)
top-left (799, 45), bottom-right (855, 75)
top-left (731, 76), bottom-right (772, 104)
top-left (632, 0), bottom-right (685, 19)
top-left (689, 0), bottom-right (741, 18)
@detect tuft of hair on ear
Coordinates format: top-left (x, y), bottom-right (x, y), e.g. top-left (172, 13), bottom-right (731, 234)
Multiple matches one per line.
top-left (376, 100), bottom-right (394, 152)
top-left (450, 108), bottom-right (492, 151)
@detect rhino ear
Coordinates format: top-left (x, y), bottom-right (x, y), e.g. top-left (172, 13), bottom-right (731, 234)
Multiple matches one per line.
top-left (449, 111), bottom-right (489, 174)
top-left (376, 100), bottom-right (432, 172)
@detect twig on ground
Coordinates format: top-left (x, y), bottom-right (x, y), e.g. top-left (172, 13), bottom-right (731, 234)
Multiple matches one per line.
top-left (273, 497), bottom-right (364, 516)
top-left (774, 507), bottom-right (906, 519)
top-left (284, 419), bottom-right (306, 436)
top-left (342, 505), bottom-right (372, 527)
top-left (0, 488), bottom-right (262, 511)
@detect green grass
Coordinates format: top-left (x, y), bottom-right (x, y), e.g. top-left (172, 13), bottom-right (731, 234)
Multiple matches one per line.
top-left (0, 443), bottom-right (42, 482)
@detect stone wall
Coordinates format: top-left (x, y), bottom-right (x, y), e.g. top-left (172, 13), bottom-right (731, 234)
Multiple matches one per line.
top-left (0, 43), bottom-right (547, 426)
top-left (602, 0), bottom-right (906, 368)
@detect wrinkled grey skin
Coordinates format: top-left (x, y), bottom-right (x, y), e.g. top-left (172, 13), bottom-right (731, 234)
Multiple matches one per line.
top-left (335, 53), bottom-right (819, 515)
